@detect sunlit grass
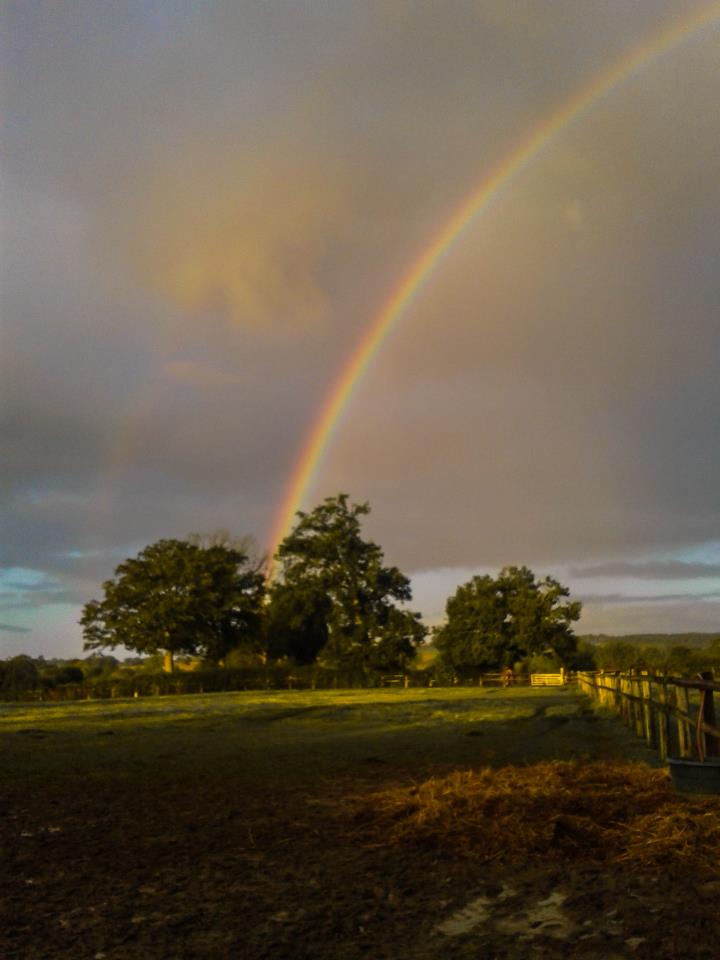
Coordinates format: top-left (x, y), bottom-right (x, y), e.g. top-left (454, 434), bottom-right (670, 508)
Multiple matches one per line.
top-left (0, 685), bottom-right (551, 728)
top-left (4, 685), bottom-right (645, 789)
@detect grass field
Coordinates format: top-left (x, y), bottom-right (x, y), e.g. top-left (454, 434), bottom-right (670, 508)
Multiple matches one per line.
top-left (1, 685), bottom-right (658, 785)
top-left (3, 686), bottom-right (719, 959)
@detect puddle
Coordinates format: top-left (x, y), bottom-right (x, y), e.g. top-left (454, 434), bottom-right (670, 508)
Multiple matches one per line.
top-left (437, 885), bottom-right (576, 941)
top-left (497, 890), bottom-right (575, 940)
top-left (436, 886), bottom-right (514, 936)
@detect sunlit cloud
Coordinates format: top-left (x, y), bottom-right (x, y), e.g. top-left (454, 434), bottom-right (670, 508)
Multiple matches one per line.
top-left (115, 142), bottom-right (359, 334)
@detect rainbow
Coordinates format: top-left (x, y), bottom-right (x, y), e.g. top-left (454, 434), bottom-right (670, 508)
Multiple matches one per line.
top-left (267, 3), bottom-right (720, 569)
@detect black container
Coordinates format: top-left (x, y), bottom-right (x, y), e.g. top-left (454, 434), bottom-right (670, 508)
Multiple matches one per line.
top-left (667, 757), bottom-right (720, 795)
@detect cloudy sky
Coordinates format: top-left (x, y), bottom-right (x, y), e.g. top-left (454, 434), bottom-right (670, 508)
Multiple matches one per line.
top-left (3, 0), bottom-right (720, 658)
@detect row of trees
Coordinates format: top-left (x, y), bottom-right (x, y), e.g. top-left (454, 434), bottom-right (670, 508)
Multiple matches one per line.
top-left (7, 635), bottom-right (720, 700)
top-left (78, 493), bottom-right (585, 678)
top-left (81, 496), bottom-right (427, 674)
top-left (590, 637), bottom-right (720, 674)
top-left (0, 654), bottom-right (111, 698)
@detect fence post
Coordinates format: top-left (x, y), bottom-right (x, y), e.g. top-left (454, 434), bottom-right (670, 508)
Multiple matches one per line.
top-left (597, 672), bottom-right (604, 707)
top-left (656, 679), bottom-right (669, 761)
top-left (675, 685), bottom-right (693, 758)
top-left (619, 675), bottom-right (627, 725)
top-left (631, 673), bottom-right (643, 738)
top-left (631, 673), bottom-right (639, 736)
top-left (701, 671), bottom-right (718, 758)
top-left (638, 671), bottom-right (657, 747)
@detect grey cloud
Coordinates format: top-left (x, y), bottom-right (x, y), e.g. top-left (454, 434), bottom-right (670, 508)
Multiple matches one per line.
top-left (0, 584), bottom-right (86, 611)
top-left (579, 591), bottom-right (720, 605)
top-left (577, 597), bottom-right (720, 635)
top-left (1, 577), bottom-right (58, 593)
top-left (569, 561), bottom-right (720, 580)
top-left (0, 623), bottom-right (32, 634)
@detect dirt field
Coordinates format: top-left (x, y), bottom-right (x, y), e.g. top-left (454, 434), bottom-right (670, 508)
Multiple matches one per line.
top-left (2, 687), bottom-right (720, 959)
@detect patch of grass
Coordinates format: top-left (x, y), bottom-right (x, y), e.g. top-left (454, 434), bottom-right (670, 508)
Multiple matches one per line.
top-left (1, 685), bottom-right (656, 789)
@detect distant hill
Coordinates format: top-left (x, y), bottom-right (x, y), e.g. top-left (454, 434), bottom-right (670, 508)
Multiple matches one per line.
top-left (579, 633), bottom-right (720, 649)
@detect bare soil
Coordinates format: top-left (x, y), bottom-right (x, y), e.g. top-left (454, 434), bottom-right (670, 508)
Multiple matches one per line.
top-left (2, 689), bottom-right (719, 959)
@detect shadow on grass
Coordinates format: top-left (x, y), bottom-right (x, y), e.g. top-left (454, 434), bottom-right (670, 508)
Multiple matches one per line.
top-left (1, 686), bottom-right (661, 790)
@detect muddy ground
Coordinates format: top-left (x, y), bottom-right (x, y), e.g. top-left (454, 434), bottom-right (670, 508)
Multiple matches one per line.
top-left (2, 688), bottom-right (719, 959)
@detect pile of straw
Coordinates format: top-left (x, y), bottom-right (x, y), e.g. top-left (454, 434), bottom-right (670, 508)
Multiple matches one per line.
top-left (353, 761), bottom-right (720, 870)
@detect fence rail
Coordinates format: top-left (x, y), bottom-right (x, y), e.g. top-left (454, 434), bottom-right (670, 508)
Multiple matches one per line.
top-left (578, 670), bottom-right (720, 761)
top-left (448, 672), bottom-right (568, 687)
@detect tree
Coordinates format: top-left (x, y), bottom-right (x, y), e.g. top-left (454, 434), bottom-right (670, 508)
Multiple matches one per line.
top-left (566, 639), bottom-right (597, 672)
top-left (273, 494), bottom-right (426, 670)
top-left (1, 655), bottom-right (40, 697)
top-left (593, 639), bottom-right (640, 672)
top-left (81, 538), bottom-right (265, 670)
top-left (264, 582), bottom-right (330, 665)
top-left (434, 575), bottom-right (510, 676)
top-left (55, 665), bottom-right (84, 685)
top-left (435, 566), bottom-right (581, 676)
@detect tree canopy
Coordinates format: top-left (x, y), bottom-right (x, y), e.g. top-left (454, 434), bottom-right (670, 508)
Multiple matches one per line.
top-left (435, 565), bottom-right (581, 676)
top-left (0, 655), bottom-right (40, 696)
top-left (80, 538), bottom-right (265, 669)
top-left (264, 581), bottom-right (330, 666)
top-left (270, 494), bottom-right (426, 670)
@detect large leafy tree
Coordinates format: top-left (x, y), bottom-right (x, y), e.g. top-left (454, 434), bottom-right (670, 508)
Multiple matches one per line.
top-left (272, 494), bottom-right (426, 670)
top-left (81, 539), bottom-right (265, 670)
top-left (264, 582), bottom-right (330, 665)
top-left (435, 565), bottom-right (581, 676)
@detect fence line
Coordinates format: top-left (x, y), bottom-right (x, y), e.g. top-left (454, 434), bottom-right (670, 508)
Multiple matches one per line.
top-left (577, 670), bottom-right (720, 761)
top-left (461, 672), bottom-right (567, 687)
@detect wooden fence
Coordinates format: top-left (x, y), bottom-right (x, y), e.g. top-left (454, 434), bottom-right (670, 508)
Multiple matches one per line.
top-left (577, 670), bottom-right (720, 761)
